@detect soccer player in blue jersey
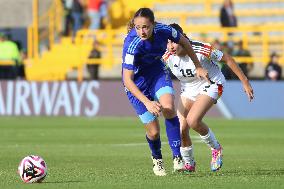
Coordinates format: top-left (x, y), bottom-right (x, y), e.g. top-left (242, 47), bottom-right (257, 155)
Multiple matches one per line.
top-left (122, 8), bottom-right (209, 176)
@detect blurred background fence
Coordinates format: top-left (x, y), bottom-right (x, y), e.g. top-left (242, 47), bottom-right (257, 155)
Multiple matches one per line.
top-left (1, 0), bottom-right (283, 81)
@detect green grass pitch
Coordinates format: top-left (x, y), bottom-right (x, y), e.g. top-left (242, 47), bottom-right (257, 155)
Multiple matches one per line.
top-left (0, 117), bottom-right (283, 189)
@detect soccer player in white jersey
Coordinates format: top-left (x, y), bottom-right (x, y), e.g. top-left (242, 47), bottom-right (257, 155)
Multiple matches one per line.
top-left (163, 23), bottom-right (254, 172)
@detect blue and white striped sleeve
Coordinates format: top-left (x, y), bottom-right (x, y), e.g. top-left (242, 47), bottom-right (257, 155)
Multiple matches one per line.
top-left (122, 37), bottom-right (141, 70)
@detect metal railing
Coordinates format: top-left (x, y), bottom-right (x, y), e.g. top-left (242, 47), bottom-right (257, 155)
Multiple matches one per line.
top-left (0, 60), bottom-right (15, 66)
top-left (75, 24), bottom-right (284, 72)
top-left (27, 0), bottom-right (63, 60)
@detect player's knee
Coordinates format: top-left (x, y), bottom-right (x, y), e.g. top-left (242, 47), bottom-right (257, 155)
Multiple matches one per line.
top-left (162, 106), bottom-right (176, 119)
top-left (187, 117), bottom-right (200, 130)
top-left (147, 130), bottom-right (160, 140)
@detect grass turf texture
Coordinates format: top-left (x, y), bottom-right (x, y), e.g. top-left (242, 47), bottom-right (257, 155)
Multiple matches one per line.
top-left (0, 117), bottom-right (283, 189)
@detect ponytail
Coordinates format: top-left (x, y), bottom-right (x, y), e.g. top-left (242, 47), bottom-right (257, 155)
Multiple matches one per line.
top-left (127, 19), bottom-right (134, 33)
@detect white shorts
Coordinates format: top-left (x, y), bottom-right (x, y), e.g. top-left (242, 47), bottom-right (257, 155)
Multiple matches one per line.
top-left (181, 81), bottom-right (224, 101)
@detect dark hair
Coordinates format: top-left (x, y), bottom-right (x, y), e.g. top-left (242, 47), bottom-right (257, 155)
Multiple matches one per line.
top-left (270, 52), bottom-right (279, 58)
top-left (127, 8), bottom-right (155, 33)
top-left (169, 23), bottom-right (190, 40)
top-left (169, 23), bottom-right (183, 34)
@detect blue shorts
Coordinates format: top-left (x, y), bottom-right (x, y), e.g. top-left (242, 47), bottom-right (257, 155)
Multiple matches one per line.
top-left (127, 73), bottom-right (175, 124)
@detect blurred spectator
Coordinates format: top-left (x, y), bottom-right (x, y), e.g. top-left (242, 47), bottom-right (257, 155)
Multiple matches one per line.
top-left (13, 39), bottom-right (26, 79)
top-left (99, 0), bottom-right (112, 29)
top-left (220, 0), bottom-right (237, 27)
top-left (71, 0), bottom-right (84, 37)
top-left (87, 0), bottom-right (103, 30)
top-left (0, 32), bottom-right (21, 79)
top-left (265, 52), bottom-right (282, 81)
top-left (232, 40), bottom-right (253, 78)
top-left (62, 0), bottom-right (74, 36)
top-left (87, 40), bottom-right (101, 80)
top-left (18, 48), bottom-right (27, 79)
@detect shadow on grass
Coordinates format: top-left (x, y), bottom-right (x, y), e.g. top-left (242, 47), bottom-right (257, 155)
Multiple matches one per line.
top-left (42, 180), bottom-right (87, 184)
top-left (177, 168), bottom-right (284, 177)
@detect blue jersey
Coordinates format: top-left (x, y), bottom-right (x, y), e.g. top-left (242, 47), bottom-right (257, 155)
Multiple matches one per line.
top-left (122, 23), bottom-right (181, 89)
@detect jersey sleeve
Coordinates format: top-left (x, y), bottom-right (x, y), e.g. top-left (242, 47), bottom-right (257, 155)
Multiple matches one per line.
top-left (122, 37), bottom-right (142, 70)
top-left (122, 53), bottom-right (136, 70)
top-left (210, 48), bottom-right (223, 62)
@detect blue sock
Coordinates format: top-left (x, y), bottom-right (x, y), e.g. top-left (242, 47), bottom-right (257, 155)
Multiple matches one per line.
top-left (146, 135), bottom-right (162, 159)
top-left (165, 116), bottom-right (181, 157)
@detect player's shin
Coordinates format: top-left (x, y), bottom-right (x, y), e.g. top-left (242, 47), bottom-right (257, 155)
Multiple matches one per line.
top-left (199, 128), bottom-right (221, 150)
top-left (165, 116), bottom-right (182, 157)
top-left (146, 135), bottom-right (162, 159)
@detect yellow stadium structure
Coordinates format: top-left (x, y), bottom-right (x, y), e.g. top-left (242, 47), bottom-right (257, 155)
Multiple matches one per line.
top-left (25, 0), bottom-right (284, 81)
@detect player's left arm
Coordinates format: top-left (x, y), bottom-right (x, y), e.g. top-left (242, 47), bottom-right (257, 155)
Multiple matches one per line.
top-left (221, 53), bottom-right (254, 101)
top-left (178, 35), bottom-right (210, 83)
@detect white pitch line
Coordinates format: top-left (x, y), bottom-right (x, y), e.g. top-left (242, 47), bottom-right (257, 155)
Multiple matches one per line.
top-left (0, 136), bottom-right (203, 148)
top-left (217, 98), bottom-right (233, 119)
top-left (112, 139), bottom-right (203, 147)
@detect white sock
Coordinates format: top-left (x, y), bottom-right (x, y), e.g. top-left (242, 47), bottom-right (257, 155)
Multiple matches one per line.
top-left (199, 128), bottom-right (220, 149)
top-left (180, 146), bottom-right (195, 165)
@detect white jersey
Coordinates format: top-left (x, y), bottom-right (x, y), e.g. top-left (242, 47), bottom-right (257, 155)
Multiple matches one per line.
top-left (163, 40), bottom-right (226, 89)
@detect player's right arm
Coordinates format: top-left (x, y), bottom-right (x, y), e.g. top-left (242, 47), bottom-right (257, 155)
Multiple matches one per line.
top-left (123, 69), bottom-right (161, 117)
